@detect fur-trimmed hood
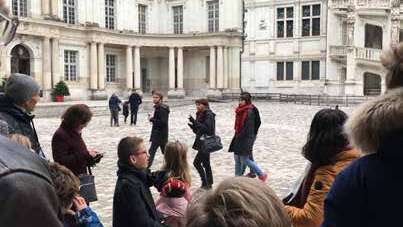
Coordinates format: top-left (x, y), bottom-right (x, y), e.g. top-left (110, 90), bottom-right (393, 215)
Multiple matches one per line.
top-left (345, 88), bottom-right (403, 156)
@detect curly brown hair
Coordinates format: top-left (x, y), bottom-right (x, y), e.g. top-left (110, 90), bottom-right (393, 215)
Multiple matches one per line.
top-left (61, 104), bottom-right (93, 130)
top-left (48, 162), bottom-right (80, 210)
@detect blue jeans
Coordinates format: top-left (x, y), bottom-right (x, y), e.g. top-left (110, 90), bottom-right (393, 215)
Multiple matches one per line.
top-left (234, 154), bottom-right (263, 177)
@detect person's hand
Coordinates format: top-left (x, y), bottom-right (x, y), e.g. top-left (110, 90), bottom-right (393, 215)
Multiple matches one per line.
top-left (88, 149), bottom-right (97, 158)
top-left (72, 196), bottom-right (87, 212)
top-left (188, 115), bottom-right (196, 124)
top-left (187, 123), bottom-right (194, 129)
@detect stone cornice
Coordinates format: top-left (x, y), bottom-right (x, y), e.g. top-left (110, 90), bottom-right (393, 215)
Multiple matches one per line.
top-left (16, 18), bottom-right (242, 47)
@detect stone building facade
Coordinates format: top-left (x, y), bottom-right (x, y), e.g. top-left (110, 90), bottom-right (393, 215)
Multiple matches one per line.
top-left (243, 0), bottom-right (402, 96)
top-left (1, 0), bottom-right (242, 100)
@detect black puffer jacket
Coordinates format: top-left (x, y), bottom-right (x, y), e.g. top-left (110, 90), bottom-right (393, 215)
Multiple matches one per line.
top-left (0, 95), bottom-right (45, 158)
top-left (229, 106), bottom-right (261, 156)
top-left (0, 135), bottom-right (63, 227)
top-left (190, 108), bottom-right (216, 151)
top-left (150, 104), bottom-right (170, 145)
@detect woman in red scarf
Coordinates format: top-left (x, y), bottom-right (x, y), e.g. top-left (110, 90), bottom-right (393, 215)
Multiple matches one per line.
top-left (229, 92), bottom-right (267, 182)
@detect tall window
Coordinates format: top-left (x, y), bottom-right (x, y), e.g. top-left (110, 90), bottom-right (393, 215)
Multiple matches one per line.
top-left (277, 7), bottom-right (293, 38)
top-left (208, 0), bottom-right (219, 32)
top-left (277, 62), bottom-right (293, 80)
top-left (12, 0), bottom-right (28, 17)
top-left (302, 61), bottom-right (320, 80)
top-left (138, 5), bottom-right (147, 34)
top-left (173, 6), bottom-right (183, 34)
top-left (105, 0), bottom-right (115, 29)
top-left (302, 4), bottom-right (320, 37)
top-left (64, 50), bottom-right (78, 81)
top-left (365, 24), bottom-right (383, 49)
top-left (106, 55), bottom-right (117, 82)
top-left (63, 0), bottom-right (76, 24)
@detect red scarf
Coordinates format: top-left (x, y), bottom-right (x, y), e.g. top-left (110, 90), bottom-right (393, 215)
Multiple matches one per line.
top-left (234, 104), bottom-right (253, 135)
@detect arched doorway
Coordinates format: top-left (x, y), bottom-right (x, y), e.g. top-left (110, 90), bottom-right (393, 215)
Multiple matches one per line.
top-left (363, 72), bottom-right (381, 96)
top-left (11, 44), bottom-right (31, 75)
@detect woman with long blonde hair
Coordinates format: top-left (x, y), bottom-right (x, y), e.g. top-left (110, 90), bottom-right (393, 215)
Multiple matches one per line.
top-left (154, 141), bottom-right (191, 227)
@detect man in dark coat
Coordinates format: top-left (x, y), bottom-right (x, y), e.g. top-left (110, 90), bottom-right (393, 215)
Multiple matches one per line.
top-left (0, 73), bottom-right (45, 158)
top-left (0, 135), bottom-right (63, 227)
top-left (188, 98), bottom-right (216, 189)
top-left (129, 91), bottom-right (142, 125)
top-left (229, 92), bottom-right (267, 182)
top-left (109, 93), bottom-right (122, 127)
top-left (113, 136), bottom-right (165, 227)
top-left (322, 87), bottom-right (403, 227)
top-left (148, 91), bottom-right (170, 168)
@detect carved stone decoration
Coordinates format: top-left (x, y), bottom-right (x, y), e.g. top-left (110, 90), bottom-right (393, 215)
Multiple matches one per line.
top-left (391, 0), bottom-right (400, 8)
top-left (259, 19), bottom-right (267, 30)
top-left (346, 13), bottom-right (355, 47)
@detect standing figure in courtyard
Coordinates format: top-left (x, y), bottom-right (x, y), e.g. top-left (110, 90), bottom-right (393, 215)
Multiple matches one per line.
top-left (52, 104), bottom-right (100, 177)
top-left (284, 108), bottom-right (359, 227)
top-left (188, 98), bottom-right (216, 189)
top-left (148, 91), bottom-right (170, 168)
top-left (0, 73), bottom-right (45, 158)
top-left (129, 91), bottom-right (142, 126)
top-left (154, 141), bottom-right (192, 227)
top-left (122, 101), bottom-right (129, 124)
top-left (229, 92), bottom-right (267, 182)
top-left (113, 136), bottom-right (165, 227)
top-left (109, 93), bottom-right (122, 127)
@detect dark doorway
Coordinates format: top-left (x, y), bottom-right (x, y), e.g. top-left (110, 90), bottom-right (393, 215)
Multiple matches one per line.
top-left (363, 72), bottom-right (381, 96)
top-left (11, 44), bottom-right (31, 75)
top-left (141, 68), bottom-right (150, 93)
top-left (365, 24), bottom-right (382, 49)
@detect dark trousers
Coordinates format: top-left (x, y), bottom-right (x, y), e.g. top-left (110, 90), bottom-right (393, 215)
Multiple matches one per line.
top-left (193, 150), bottom-right (213, 187)
top-left (123, 114), bottom-right (128, 123)
top-left (148, 142), bottom-right (166, 168)
top-left (110, 110), bottom-right (119, 126)
top-left (130, 108), bottom-right (139, 125)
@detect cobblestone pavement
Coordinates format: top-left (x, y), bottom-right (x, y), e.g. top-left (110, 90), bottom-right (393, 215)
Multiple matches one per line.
top-left (36, 102), bottom-right (353, 226)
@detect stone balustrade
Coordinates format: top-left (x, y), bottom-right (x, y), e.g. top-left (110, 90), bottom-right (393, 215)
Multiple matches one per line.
top-left (355, 47), bottom-right (382, 62)
top-left (330, 0), bottom-right (394, 9)
top-left (329, 45), bottom-right (348, 57)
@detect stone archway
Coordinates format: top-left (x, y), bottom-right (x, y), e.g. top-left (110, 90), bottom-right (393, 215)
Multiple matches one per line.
top-left (363, 72), bottom-right (381, 96)
top-left (10, 44), bottom-right (31, 76)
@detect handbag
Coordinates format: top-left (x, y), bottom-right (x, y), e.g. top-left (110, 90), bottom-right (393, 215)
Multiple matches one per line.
top-left (200, 134), bottom-right (223, 153)
top-left (79, 166), bottom-right (98, 203)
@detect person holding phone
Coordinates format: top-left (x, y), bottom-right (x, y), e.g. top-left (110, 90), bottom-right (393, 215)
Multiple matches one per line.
top-left (52, 104), bottom-right (101, 176)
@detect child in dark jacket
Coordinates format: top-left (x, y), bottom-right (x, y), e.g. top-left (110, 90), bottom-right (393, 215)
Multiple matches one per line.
top-left (48, 162), bottom-right (103, 227)
top-left (122, 101), bottom-right (129, 124)
top-left (154, 141), bottom-right (191, 227)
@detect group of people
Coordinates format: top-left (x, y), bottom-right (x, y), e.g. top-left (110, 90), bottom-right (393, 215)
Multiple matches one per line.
top-left (109, 91), bottom-right (142, 127)
top-left (2, 42), bottom-right (403, 227)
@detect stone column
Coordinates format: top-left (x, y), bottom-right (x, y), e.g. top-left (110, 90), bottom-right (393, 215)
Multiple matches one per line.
top-left (169, 47), bottom-right (175, 90)
top-left (231, 47), bottom-right (241, 90)
top-left (209, 46), bottom-right (216, 89)
top-left (126, 46), bottom-right (133, 90)
top-left (42, 37), bottom-right (52, 90)
top-left (98, 43), bottom-right (105, 90)
top-left (51, 0), bottom-right (59, 18)
top-left (41, 0), bottom-right (50, 16)
top-left (217, 46), bottom-right (224, 89)
top-left (90, 42), bottom-right (98, 90)
top-left (134, 46), bottom-right (141, 90)
top-left (223, 47), bottom-right (229, 89)
top-left (51, 38), bottom-right (60, 87)
top-left (391, 7), bottom-right (400, 47)
top-left (177, 47), bottom-right (184, 89)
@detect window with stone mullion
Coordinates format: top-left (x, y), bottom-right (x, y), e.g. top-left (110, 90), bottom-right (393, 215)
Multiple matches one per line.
top-left (105, 0), bottom-right (115, 30)
top-left (173, 6), bottom-right (183, 34)
top-left (64, 50), bottom-right (78, 81)
top-left (277, 7), bottom-right (293, 38)
top-left (302, 4), bottom-right (320, 37)
top-left (208, 0), bottom-right (219, 33)
top-left (63, 0), bottom-right (76, 24)
top-left (12, 0), bottom-right (28, 17)
top-left (138, 5), bottom-right (147, 34)
top-left (106, 55), bottom-right (116, 82)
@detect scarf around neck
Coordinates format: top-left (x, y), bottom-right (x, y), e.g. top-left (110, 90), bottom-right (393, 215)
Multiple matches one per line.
top-left (234, 104), bottom-right (253, 135)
